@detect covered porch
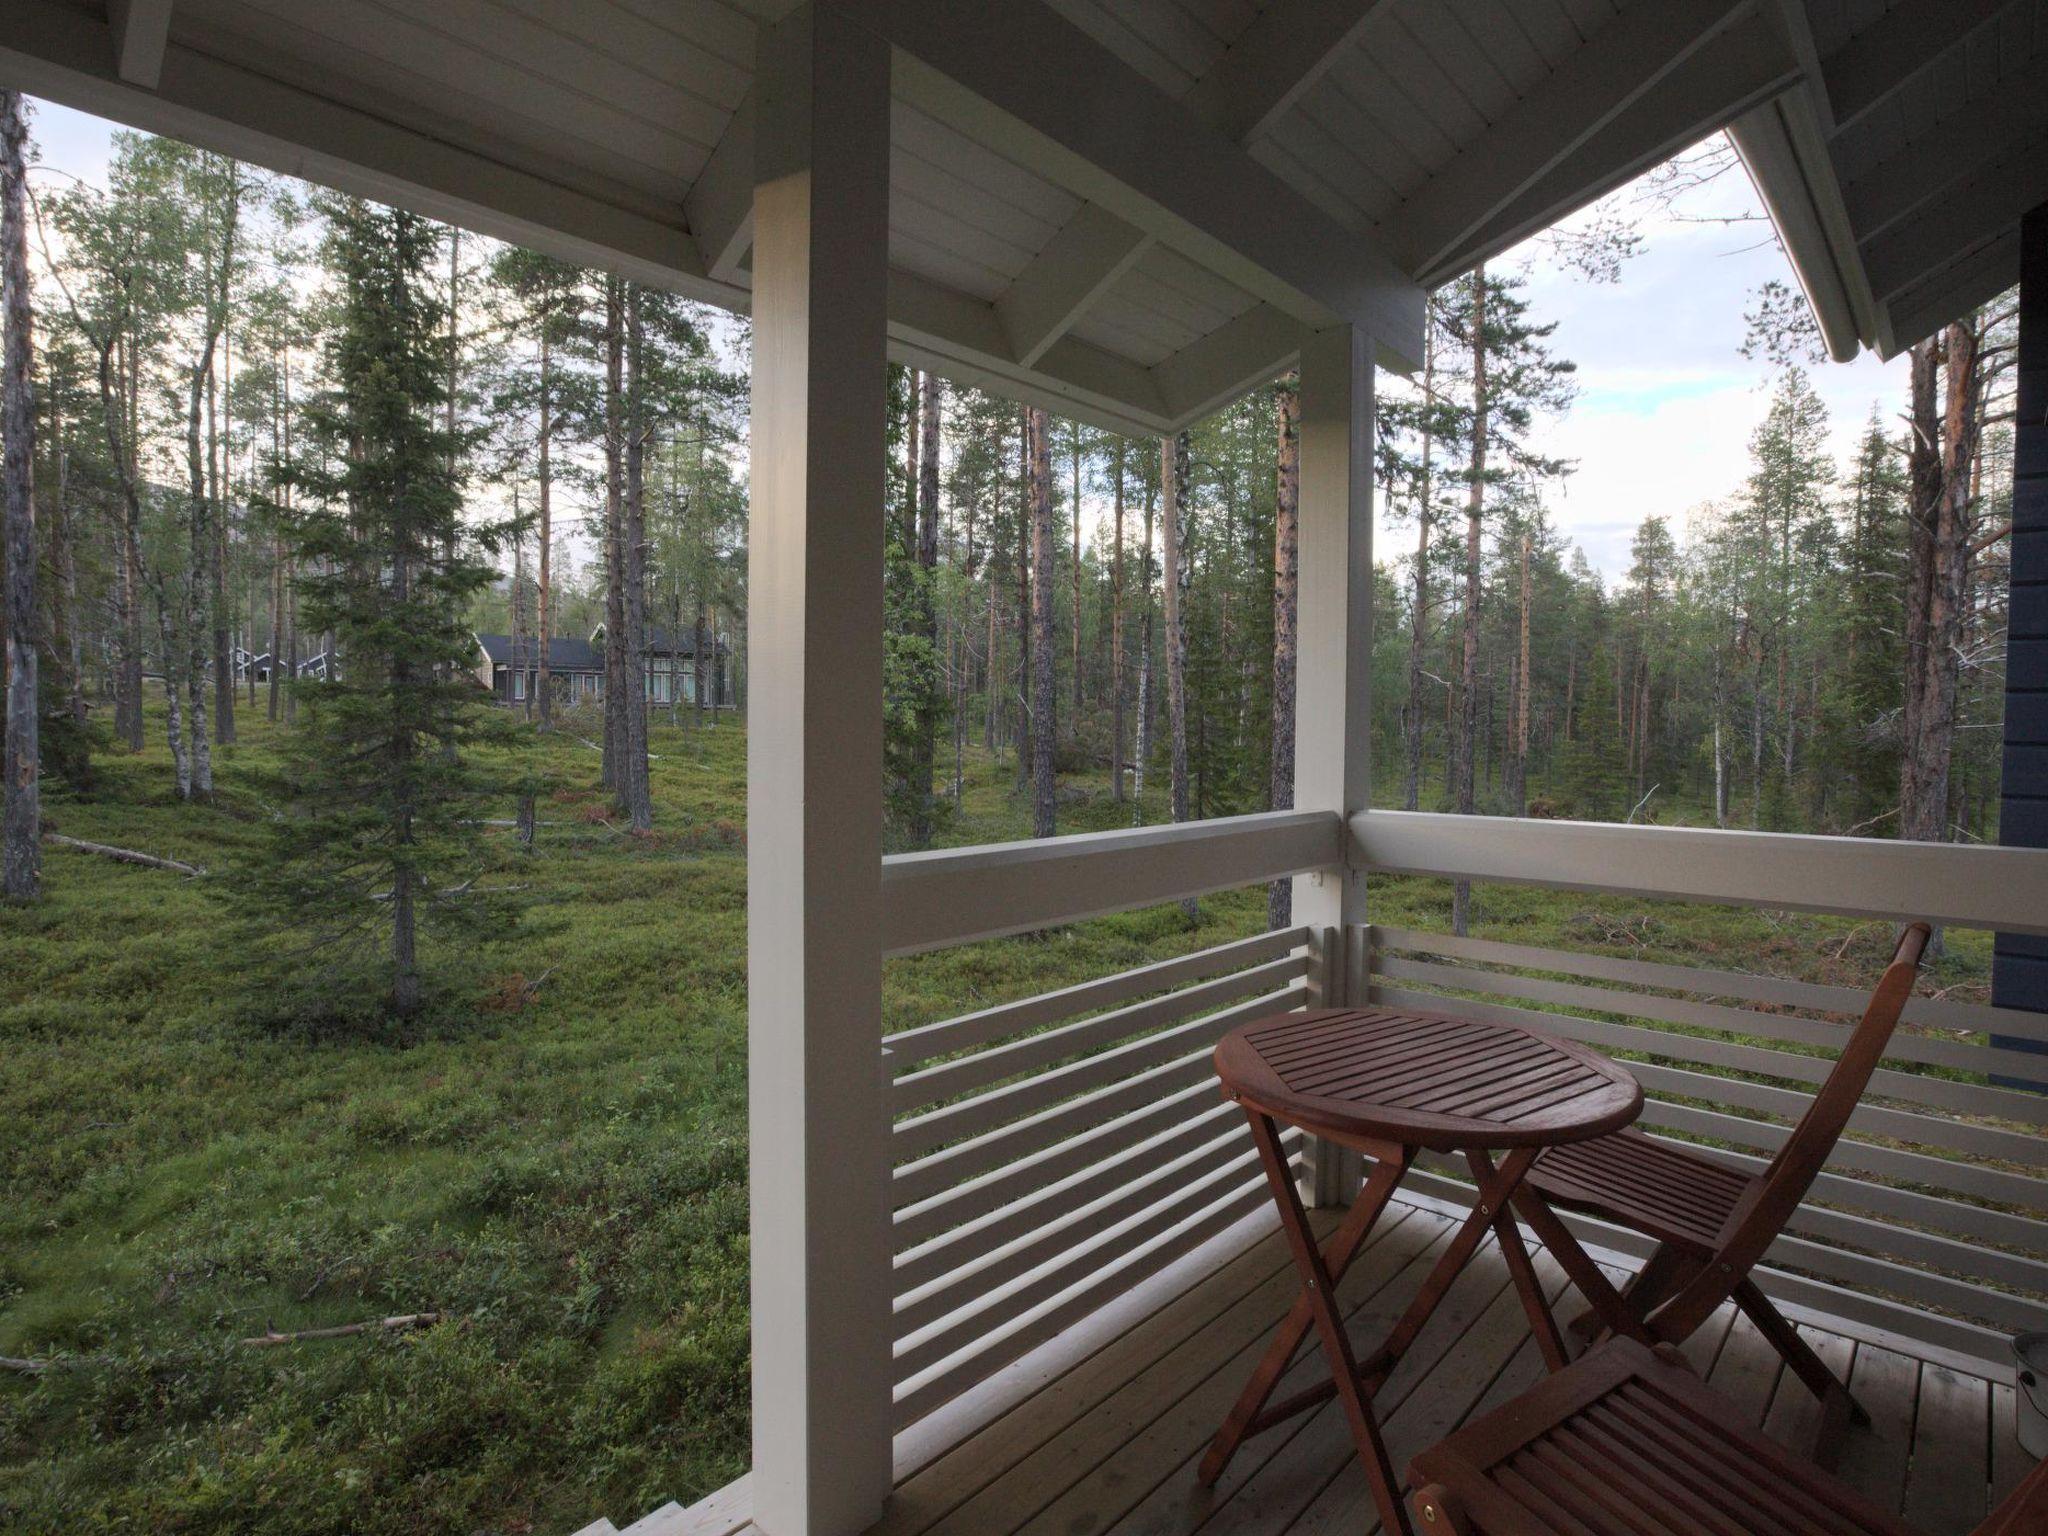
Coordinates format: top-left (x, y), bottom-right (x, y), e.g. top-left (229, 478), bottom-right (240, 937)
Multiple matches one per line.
top-left (6, 2), bottom-right (2044, 1534)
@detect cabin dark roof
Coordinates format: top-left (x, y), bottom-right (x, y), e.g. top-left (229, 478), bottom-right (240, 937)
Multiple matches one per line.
top-left (476, 631), bottom-right (726, 671)
top-left (476, 635), bottom-right (602, 672)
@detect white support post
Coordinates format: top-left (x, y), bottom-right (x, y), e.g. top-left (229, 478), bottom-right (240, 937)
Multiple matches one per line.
top-left (747, 7), bottom-right (894, 1535)
top-left (1289, 325), bottom-right (1373, 1207)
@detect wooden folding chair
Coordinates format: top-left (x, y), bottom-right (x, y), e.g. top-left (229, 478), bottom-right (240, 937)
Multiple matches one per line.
top-left (1406, 1336), bottom-right (2048, 1536)
top-left (1511, 922), bottom-right (1932, 1428)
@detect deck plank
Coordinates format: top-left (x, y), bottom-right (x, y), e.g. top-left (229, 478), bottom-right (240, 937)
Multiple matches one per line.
top-left (1904, 1362), bottom-right (1991, 1532)
top-left (1830, 1341), bottom-right (1923, 1518)
top-left (877, 1215), bottom-right (1318, 1536)
top-left (1762, 1326), bottom-right (1858, 1461)
top-left (1706, 1307), bottom-right (1788, 1426)
top-left (1169, 1233), bottom-right (1520, 1536)
top-left (1990, 1382), bottom-right (2029, 1512)
top-left (972, 1208), bottom-right (1451, 1536)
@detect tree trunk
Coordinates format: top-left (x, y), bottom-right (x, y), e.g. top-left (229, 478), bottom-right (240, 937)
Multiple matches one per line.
top-left (1014, 410), bottom-right (1032, 793)
top-left (1134, 477), bottom-right (1156, 821)
top-left (536, 329), bottom-right (554, 729)
top-left (1268, 375), bottom-right (1299, 929)
top-left (910, 369), bottom-right (941, 846)
top-left (1110, 438), bottom-right (1126, 803)
top-left (1071, 424), bottom-right (1083, 726)
top-left (1407, 312), bottom-right (1435, 813)
top-left (1453, 266), bottom-right (1488, 936)
top-left (212, 312), bottom-right (235, 743)
top-left (1028, 405), bottom-right (1057, 838)
top-left (601, 277), bottom-right (626, 792)
top-left (184, 334), bottom-right (218, 798)
top-left (618, 284), bottom-right (653, 832)
top-left (1164, 430), bottom-right (1193, 915)
top-left (1, 90), bottom-right (37, 899)
top-left (1513, 528), bottom-right (1531, 813)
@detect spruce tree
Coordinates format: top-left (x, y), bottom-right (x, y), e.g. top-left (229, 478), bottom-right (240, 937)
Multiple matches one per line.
top-left (251, 198), bottom-right (520, 1020)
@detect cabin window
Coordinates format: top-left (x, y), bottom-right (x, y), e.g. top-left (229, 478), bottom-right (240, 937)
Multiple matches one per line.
top-left (511, 670), bottom-right (526, 701)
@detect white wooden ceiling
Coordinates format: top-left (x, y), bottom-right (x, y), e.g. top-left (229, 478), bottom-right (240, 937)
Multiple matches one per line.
top-left (1, 0), bottom-right (2016, 429)
top-left (1735, 0), bottom-right (2048, 358)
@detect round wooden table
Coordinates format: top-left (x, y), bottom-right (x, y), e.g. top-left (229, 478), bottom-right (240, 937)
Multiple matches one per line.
top-left (1200, 1005), bottom-right (1643, 1536)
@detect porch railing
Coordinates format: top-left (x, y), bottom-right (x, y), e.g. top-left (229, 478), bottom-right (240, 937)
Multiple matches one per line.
top-left (877, 807), bottom-right (2048, 1430)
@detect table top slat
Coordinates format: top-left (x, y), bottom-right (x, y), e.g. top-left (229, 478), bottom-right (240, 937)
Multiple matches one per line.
top-left (1215, 1006), bottom-right (1642, 1152)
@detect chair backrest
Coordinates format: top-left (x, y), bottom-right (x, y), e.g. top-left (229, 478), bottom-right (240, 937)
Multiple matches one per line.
top-left (1724, 921), bottom-right (1931, 1269)
top-left (1647, 922), bottom-right (1930, 1342)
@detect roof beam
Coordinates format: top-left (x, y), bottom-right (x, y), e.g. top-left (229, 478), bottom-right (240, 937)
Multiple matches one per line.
top-left (1415, 6), bottom-right (1798, 287)
top-left (995, 201), bottom-right (1152, 367)
top-left (1880, 227), bottom-right (2022, 356)
top-left (684, 85), bottom-right (756, 283)
top-left (1396, 0), bottom-right (1757, 278)
top-left (1150, 304), bottom-right (1306, 425)
top-left (1178, 0), bottom-right (1388, 145)
top-left (106, 0), bottom-right (172, 89)
top-left (1841, 65), bottom-right (2048, 243)
top-left (1861, 136), bottom-right (2048, 301)
top-left (833, 0), bottom-right (1423, 369)
top-left (1822, 0), bottom-right (2021, 131)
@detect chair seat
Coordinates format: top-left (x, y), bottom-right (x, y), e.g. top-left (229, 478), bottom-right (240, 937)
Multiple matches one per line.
top-left (1528, 1126), bottom-right (1755, 1254)
top-left (1407, 1338), bottom-right (1918, 1536)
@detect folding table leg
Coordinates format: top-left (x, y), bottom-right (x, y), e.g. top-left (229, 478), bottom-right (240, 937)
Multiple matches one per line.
top-left (1360, 1146), bottom-right (1541, 1383)
top-left (1198, 1127), bottom-right (1410, 1486)
top-left (1507, 1182), bottom-right (1654, 1354)
top-left (1242, 1111), bottom-right (1412, 1536)
top-left (1467, 1149), bottom-right (1569, 1372)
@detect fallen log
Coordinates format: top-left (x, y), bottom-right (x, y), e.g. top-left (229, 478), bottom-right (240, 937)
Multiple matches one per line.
top-left (241, 1312), bottom-right (446, 1347)
top-left (43, 834), bottom-right (206, 877)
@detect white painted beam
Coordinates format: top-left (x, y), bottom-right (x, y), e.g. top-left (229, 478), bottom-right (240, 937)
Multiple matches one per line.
top-left (1860, 136), bottom-right (2048, 302)
top-left (747, 7), bottom-right (893, 1533)
top-left (1351, 810), bottom-right (2048, 936)
top-left (1178, 0), bottom-right (1387, 145)
top-left (1841, 73), bottom-right (2048, 243)
top-left (1726, 101), bottom-right (1866, 363)
top-left (832, 0), bottom-right (1424, 368)
top-left (1150, 303), bottom-right (1306, 425)
top-left (995, 202), bottom-right (1152, 367)
top-left (1396, 0), bottom-right (1753, 278)
top-left (1417, 7), bottom-right (1798, 287)
top-left (1880, 227), bottom-right (2023, 357)
top-left (106, 0), bottom-right (171, 89)
top-left (880, 810), bottom-right (1341, 955)
top-left (1821, 0), bottom-right (2021, 131)
top-left (684, 85), bottom-right (756, 283)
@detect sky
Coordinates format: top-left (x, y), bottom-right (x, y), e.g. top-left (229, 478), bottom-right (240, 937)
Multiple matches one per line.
top-left (21, 94), bottom-right (1911, 583)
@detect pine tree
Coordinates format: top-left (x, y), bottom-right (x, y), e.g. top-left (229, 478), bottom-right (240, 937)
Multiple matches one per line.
top-left (249, 199), bottom-right (520, 1020)
top-left (1, 89), bottom-right (36, 899)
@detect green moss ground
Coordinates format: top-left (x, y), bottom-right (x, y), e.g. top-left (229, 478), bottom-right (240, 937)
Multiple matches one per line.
top-left (0, 704), bottom-right (1994, 1535)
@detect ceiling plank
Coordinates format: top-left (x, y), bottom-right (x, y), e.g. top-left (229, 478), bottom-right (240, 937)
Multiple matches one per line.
top-left (1177, 0), bottom-right (1388, 145)
top-left (996, 202), bottom-right (1153, 366)
top-left (1880, 227), bottom-right (2021, 356)
top-left (106, 0), bottom-right (172, 89)
top-left (684, 86), bottom-right (756, 283)
top-left (1396, 0), bottom-right (1756, 278)
top-left (835, 0), bottom-right (1424, 369)
top-left (1415, 6), bottom-right (1798, 287)
top-left (1840, 66), bottom-right (2048, 244)
top-left (1150, 303), bottom-right (1306, 424)
top-left (1861, 135), bottom-right (2048, 301)
top-left (1821, 0), bottom-right (2021, 130)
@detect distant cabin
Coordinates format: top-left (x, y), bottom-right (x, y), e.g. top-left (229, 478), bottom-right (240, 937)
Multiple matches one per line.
top-left (472, 628), bottom-right (733, 709)
top-left (233, 646), bottom-right (336, 683)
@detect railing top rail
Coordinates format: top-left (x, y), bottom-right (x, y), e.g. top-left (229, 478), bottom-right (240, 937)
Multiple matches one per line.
top-left (1352, 809), bottom-right (2048, 936)
top-left (880, 809), bottom-right (1341, 955)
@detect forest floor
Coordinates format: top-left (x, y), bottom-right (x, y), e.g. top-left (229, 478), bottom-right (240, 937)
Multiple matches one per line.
top-left (0, 702), bottom-right (1998, 1536)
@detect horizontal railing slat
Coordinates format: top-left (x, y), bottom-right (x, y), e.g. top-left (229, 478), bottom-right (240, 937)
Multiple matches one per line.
top-left (884, 925), bottom-right (1309, 1066)
top-left (889, 1174), bottom-right (1282, 1426)
top-left (892, 985), bottom-right (1305, 1159)
top-left (1353, 810), bottom-right (2048, 935)
top-left (1368, 983), bottom-right (2048, 1167)
top-left (882, 810), bottom-right (1341, 955)
top-left (1370, 924), bottom-right (2048, 1047)
top-left (1372, 956), bottom-right (2048, 1125)
top-left (891, 955), bottom-right (1309, 1115)
top-left (891, 1130), bottom-right (1284, 1345)
top-left (892, 1098), bottom-right (1242, 1285)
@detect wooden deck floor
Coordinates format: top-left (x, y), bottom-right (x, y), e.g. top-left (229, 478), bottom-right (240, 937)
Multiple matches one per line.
top-left (609, 1197), bottom-right (2031, 1536)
